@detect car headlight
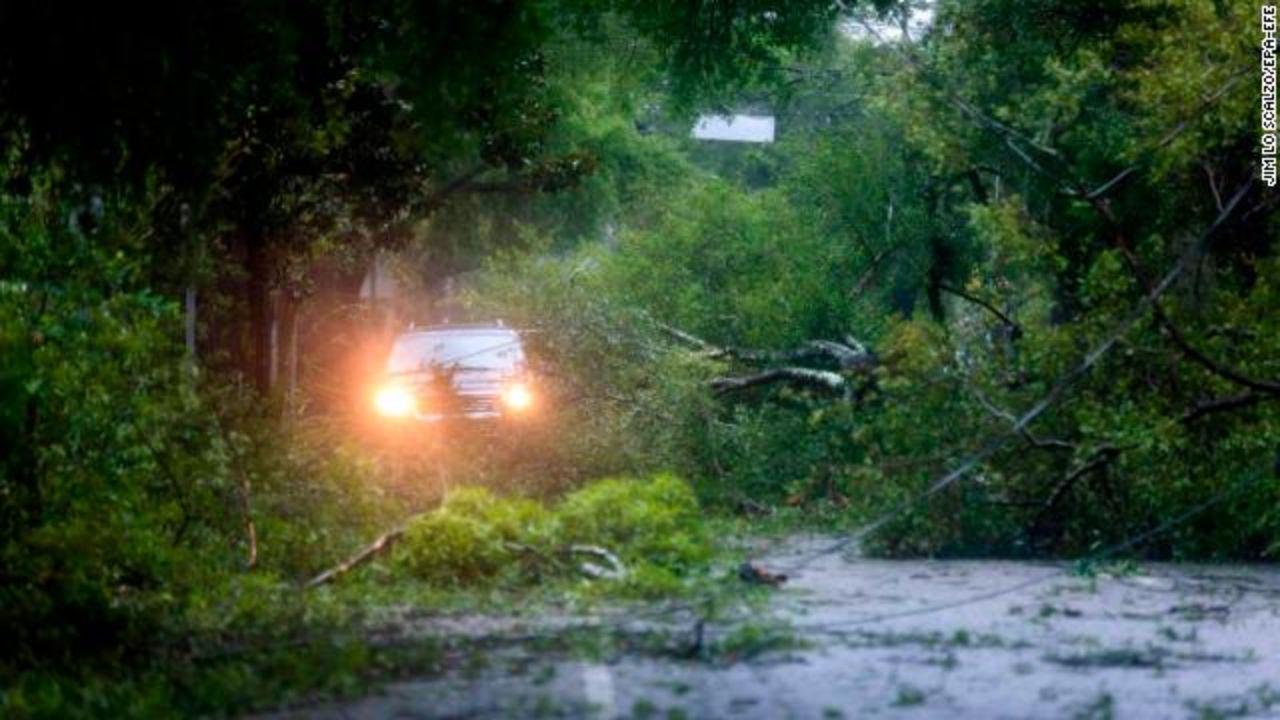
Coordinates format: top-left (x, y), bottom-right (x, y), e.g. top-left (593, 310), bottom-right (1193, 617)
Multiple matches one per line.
top-left (502, 382), bottom-right (532, 411)
top-left (374, 384), bottom-right (416, 418)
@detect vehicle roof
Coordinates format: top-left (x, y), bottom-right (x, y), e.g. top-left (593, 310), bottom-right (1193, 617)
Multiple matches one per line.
top-left (398, 324), bottom-right (518, 336)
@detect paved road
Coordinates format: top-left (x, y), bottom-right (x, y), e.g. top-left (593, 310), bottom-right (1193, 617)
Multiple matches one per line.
top-left (277, 536), bottom-right (1280, 719)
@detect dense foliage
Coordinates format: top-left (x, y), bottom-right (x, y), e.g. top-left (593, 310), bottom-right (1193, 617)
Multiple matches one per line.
top-left (395, 475), bottom-right (710, 596)
top-left (473, 0), bottom-right (1280, 559)
top-left (0, 1), bottom-right (846, 714)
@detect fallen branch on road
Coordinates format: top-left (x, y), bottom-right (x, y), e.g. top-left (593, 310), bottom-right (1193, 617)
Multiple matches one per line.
top-left (567, 544), bottom-right (627, 580)
top-left (304, 525), bottom-right (407, 590)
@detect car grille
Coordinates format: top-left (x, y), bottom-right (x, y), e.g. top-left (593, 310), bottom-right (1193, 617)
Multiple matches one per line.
top-left (460, 395), bottom-right (497, 416)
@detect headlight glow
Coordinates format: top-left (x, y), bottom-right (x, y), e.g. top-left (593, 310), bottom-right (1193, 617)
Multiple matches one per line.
top-left (374, 384), bottom-right (416, 418)
top-left (502, 382), bottom-right (532, 411)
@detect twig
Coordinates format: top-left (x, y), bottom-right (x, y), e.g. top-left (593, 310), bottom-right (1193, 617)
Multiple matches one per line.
top-left (968, 385), bottom-right (1074, 451)
top-left (937, 282), bottom-right (1021, 333)
top-left (850, 243), bottom-right (899, 296)
top-left (1203, 162), bottom-right (1225, 213)
top-left (1181, 392), bottom-right (1272, 423)
top-left (659, 323), bottom-right (716, 351)
top-left (215, 420), bottom-right (258, 570)
top-left (1032, 446), bottom-right (1121, 532)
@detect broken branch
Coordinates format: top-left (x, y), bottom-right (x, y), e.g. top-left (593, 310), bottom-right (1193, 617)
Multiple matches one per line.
top-left (937, 282), bottom-right (1021, 334)
top-left (1181, 393), bottom-right (1272, 423)
top-left (968, 385), bottom-right (1074, 451)
top-left (709, 367), bottom-right (847, 395)
top-left (566, 544), bottom-right (627, 580)
top-left (1032, 446), bottom-right (1121, 534)
top-left (660, 323), bottom-right (876, 372)
top-left (304, 525), bottom-right (407, 590)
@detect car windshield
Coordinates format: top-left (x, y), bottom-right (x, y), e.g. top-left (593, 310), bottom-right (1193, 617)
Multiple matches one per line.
top-left (386, 331), bottom-right (522, 373)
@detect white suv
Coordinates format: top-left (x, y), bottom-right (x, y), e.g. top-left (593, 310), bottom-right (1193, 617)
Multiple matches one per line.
top-left (373, 325), bottom-right (534, 422)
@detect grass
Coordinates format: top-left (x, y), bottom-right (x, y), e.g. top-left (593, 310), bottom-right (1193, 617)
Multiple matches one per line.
top-left (839, 628), bottom-right (1023, 651)
top-left (892, 685), bottom-right (926, 707)
top-left (1047, 647), bottom-right (1167, 669)
top-left (706, 620), bottom-right (806, 662)
top-left (1072, 692), bottom-right (1115, 720)
top-left (1185, 684), bottom-right (1280, 719)
top-left (1070, 558), bottom-right (1143, 579)
top-left (631, 699), bottom-right (659, 718)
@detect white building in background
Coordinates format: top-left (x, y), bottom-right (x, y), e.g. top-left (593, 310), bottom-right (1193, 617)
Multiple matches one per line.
top-left (842, 3), bottom-right (935, 43)
top-left (359, 252), bottom-right (400, 303)
top-left (691, 114), bottom-right (776, 143)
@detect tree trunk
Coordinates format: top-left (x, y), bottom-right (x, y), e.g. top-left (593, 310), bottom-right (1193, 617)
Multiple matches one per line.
top-left (184, 286), bottom-right (197, 359)
top-left (278, 291), bottom-right (299, 416)
top-left (246, 234), bottom-right (272, 395)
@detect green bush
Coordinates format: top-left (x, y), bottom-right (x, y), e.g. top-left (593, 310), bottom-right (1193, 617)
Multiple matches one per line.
top-left (390, 474), bottom-right (712, 589)
top-left (394, 512), bottom-right (511, 585)
top-left (1, 269), bottom-right (231, 671)
top-left (557, 473), bottom-right (710, 571)
top-left (441, 486), bottom-right (557, 547)
top-left (0, 173), bottom-right (412, 714)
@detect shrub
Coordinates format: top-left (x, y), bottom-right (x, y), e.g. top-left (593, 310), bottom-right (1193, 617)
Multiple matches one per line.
top-left (390, 474), bottom-right (712, 589)
top-left (393, 512), bottom-right (511, 585)
top-left (441, 486), bottom-right (556, 547)
top-left (556, 473), bottom-right (710, 571)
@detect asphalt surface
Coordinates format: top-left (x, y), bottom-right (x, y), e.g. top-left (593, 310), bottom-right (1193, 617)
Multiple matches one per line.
top-left (272, 536), bottom-right (1280, 719)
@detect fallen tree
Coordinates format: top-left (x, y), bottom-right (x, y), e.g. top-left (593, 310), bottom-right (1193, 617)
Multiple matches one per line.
top-left (660, 323), bottom-right (878, 397)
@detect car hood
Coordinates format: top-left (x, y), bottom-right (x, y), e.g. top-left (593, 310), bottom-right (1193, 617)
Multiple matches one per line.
top-left (393, 367), bottom-right (513, 395)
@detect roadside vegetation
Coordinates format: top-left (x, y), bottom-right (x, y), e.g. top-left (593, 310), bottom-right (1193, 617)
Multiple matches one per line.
top-left (2, 0), bottom-right (1277, 717)
top-left (471, 0), bottom-right (1280, 560)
